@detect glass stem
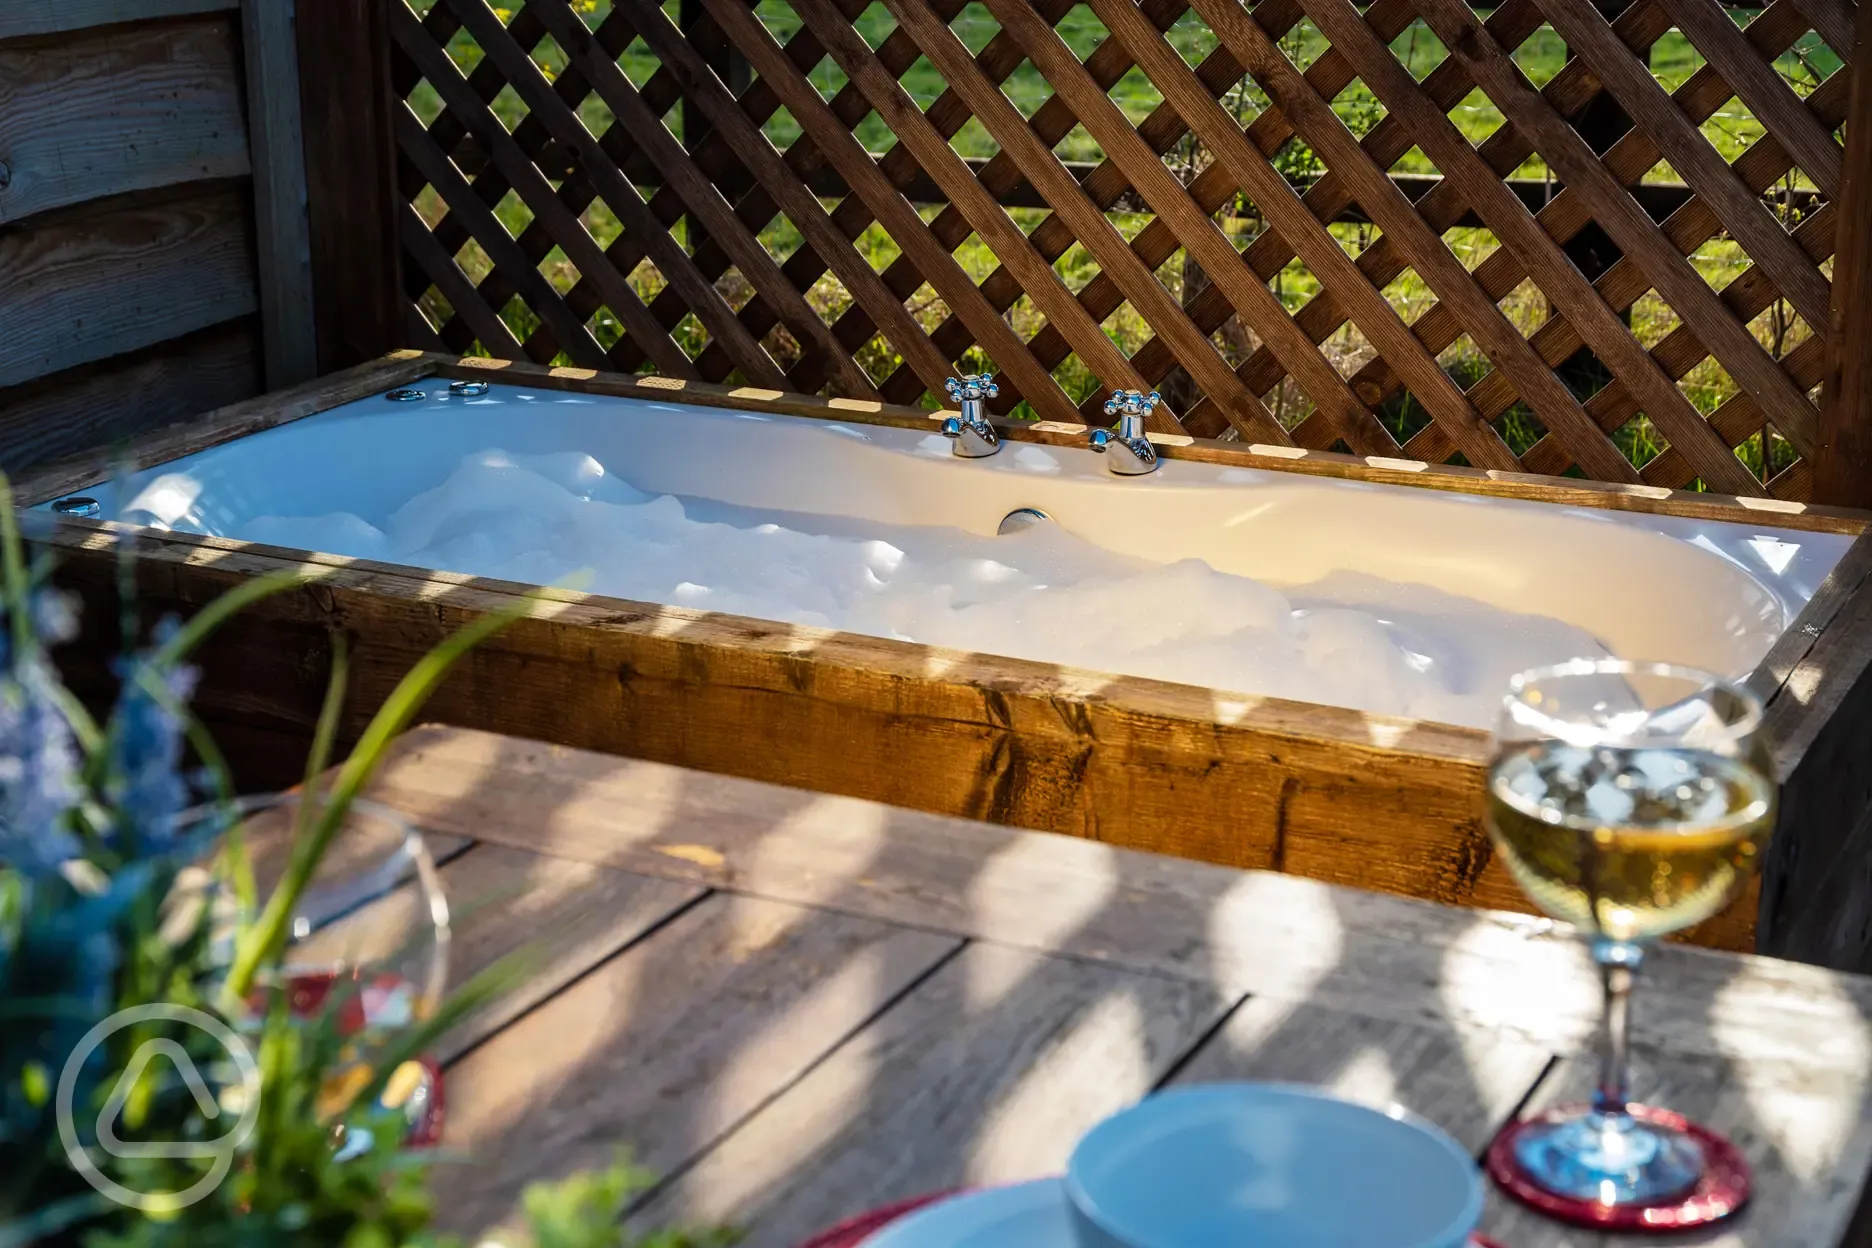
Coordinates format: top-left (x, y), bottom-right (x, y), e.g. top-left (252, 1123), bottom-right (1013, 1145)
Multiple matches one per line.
top-left (1592, 938), bottom-right (1645, 1120)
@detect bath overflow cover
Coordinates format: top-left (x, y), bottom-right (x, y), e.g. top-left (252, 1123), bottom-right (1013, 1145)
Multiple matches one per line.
top-left (53, 497), bottom-right (101, 519)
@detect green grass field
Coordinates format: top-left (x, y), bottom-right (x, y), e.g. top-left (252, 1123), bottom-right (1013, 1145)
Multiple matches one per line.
top-left (406, 1), bottom-right (1838, 481)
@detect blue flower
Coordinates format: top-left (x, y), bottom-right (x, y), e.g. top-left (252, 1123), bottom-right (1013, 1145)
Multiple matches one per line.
top-left (106, 620), bottom-right (201, 858)
top-left (31, 588), bottom-right (78, 647)
top-left (0, 652), bottom-right (83, 877)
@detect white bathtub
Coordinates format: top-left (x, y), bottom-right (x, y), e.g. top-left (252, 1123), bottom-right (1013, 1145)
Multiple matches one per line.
top-left (48, 378), bottom-right (1851, 729)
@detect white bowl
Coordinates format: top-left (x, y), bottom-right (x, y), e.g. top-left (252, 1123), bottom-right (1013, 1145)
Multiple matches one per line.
top-left (1065, 1083), bottom-right (1483, 1248)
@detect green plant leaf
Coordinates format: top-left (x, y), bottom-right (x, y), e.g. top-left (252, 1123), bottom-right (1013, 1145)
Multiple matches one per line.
top-left (295, 632), bottom-right (351, 850)
top-left (0, 473), bottom-right (34, 661)
top-left (223, 594), bottom-right (535, 1004)
top-left (0, 1189), bottom-right (112, 1248)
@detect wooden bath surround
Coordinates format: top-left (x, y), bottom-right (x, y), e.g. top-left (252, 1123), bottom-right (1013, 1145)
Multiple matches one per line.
top-left (21, 352), bottom-right (1872, 969)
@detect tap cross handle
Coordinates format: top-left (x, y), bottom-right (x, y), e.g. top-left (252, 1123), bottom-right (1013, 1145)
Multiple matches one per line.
top-left (945, 374), bottom-right (1000, 407)
top-left (1103, 389), bottom-right (1161, 439)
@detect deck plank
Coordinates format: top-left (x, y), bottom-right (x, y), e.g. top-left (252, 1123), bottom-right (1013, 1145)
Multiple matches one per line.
top-left (631, 941), bottom-right (1231, 1248)
top-left (360, 728), bottom-right (1872, 1074)
top-left (432, 892), bottom-right (960, 1236)
top-left (1167, 995), bottom-right (1554, 1155)
top-left (424, 846), bottom-right (707, 1062)
top-left (349, 725), bottom-right (1872, 1246)
top-left (288, 842), bottom-right (705, 1061)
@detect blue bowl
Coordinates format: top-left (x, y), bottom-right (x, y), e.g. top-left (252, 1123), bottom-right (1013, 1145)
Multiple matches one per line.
top-left (864, 1179), bottom-right (1079, 1247)
top-left (1065, 1083), bottom-right (1483, 1248)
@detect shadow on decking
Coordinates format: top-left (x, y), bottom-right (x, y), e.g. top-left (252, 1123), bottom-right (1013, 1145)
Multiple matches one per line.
top-left (379, 721), bottom-right (1872, 1248)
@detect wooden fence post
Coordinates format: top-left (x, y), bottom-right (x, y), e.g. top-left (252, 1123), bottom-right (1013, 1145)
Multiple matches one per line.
top-left (1816, 0), bottom-right (1872, 507)
top-left (296, 0), bottom-right (404, 374)
top-left (242, 0), bottom-right (320, 390)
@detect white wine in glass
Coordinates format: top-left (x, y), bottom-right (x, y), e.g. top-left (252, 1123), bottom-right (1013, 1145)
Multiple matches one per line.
top-left (1484, 660), bottom-right (1772, 1229)
top-left (1487, 742), bottom-right (1772, 943)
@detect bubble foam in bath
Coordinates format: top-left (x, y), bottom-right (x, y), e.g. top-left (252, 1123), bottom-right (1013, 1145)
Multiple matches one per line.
top-left (234, 448), bottom-right (1610, 728)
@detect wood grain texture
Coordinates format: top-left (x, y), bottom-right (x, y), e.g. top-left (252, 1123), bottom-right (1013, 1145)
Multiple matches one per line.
top-left (0, 181), bottom-right (257, 390)
top-left (0, 317), bottom-right (260, 475)
top-left (343, 727), bottom-right (1872, 1067)
top-left (432, 893), bottom-right (958, 1236)
top-left (367, 726), bottom-right (1872, 1248)
top-left (1815, 0), bottom-right (1872, 509)
top-left (0, 16), bottom-right (248, 225)
top-left (414, 844), bottom-right (704, 1062)
top-left (1486, 1046), bottom-right (1872, 1247)
top-left (233, 793), bottom-right (470, 898)
top-left (393, 109), bottom-right (612, 374)
top-left (1169, 996), bottom-right (1553, 1153)
top-left (0, 0), bottom-right (236, 39)
top-left (297, 0), bottom-right (403, 373)
top-left (44, 522), bottom-right (1559, 941)
top-left (634, 941), bottom-right (1230, 1247)
top-left (241, 0), bottom-right (318, 389)
top-left (1758, 541), bottom-right (1872, 970)
top-left (1657, 0), bottom-right (1844, 198)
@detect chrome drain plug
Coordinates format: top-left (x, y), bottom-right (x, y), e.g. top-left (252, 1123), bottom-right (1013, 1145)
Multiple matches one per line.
top-left (997, 507), bottom-right (1052, 535)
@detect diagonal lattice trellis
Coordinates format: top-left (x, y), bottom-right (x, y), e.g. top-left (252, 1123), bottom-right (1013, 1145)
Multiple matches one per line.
top-left (391, 0), bottom-right (1854, 499)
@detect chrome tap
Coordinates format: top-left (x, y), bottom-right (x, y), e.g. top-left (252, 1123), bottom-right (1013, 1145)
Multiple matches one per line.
top-left (1090, 389), bottom-right (1161, 475)
top-left (941, 374), bottom-right (1001, 458)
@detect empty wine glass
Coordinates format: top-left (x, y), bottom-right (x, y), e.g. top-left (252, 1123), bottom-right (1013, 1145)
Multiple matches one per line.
top-left (1483, 659), bottom-right (1772, 1228)
top-left (211, 793), bottom-right (451, 1147)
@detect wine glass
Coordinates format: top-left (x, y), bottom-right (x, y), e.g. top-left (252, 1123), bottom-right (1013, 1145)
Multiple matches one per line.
top-left (1483, 659), bottom-right (1772, 1228)
top-left (214, 794), bottom-right (452, 1148)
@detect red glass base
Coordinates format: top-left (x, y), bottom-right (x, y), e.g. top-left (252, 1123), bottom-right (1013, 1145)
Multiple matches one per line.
top-left (1487, 1103), bottom-right (1751, 1231)
top-left (286, 971), bottom-right (446, 1148)
top-left (791, 1190), bottom-right (958, 1248)
top-left (402, 1054), bottom-right (446, 1147)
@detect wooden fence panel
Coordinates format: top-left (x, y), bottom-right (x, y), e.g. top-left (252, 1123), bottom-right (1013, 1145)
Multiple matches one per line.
top-left (0, 0), bottom-right (237, 40)
top-left (391, 0), bottom-right (1852, 497)
top-left (0, 321), bottom-right (262, 471)
top-left (0, 18), bottom-right (249, 224)
top-left (0, 181), bottom-right (257, 391)
top-left (0, 5), bottom-right (271, 473)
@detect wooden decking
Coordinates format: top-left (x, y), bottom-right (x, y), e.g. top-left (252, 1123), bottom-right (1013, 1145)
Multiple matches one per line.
top-left (341, 725), bottom-right (1872, 1247)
